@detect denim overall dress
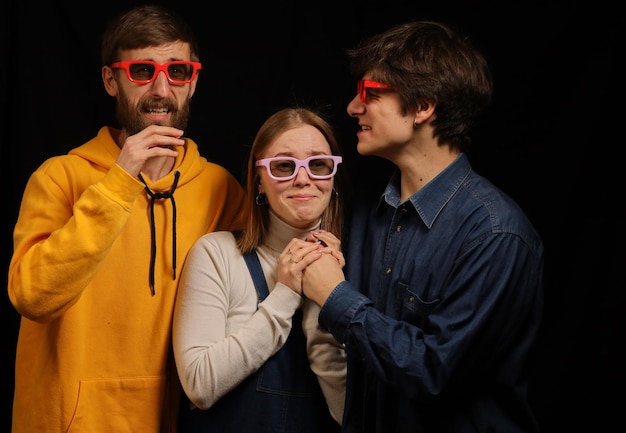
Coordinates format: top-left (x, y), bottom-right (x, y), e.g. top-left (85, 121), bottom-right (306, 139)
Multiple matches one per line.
top-left (178, 249), bottom-right (340, 433)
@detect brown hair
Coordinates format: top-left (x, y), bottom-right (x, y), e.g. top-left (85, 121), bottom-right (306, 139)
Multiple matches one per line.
top-left (237, 108), bottom-right (348, 254)
top-left (101, 4), bottom-right (199, 66)
top-left (347, 21), bottom-right (493, 152)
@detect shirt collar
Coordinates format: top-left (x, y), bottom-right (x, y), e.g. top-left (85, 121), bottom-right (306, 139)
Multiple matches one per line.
top-left (377, 153), bottom-right (471, 229)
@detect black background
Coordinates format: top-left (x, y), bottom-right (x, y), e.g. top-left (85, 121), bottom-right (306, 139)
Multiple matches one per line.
top-left (1, 1), bottom-right (623, 431)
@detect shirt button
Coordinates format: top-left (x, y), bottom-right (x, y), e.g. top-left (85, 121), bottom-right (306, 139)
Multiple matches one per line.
top-left (396, 225), bottom-right (401, 232)
top-left (385, 267), bottom-right (392, 275)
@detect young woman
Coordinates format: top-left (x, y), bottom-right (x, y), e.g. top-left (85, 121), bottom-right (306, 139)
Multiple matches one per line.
top-left (173, 108), bottom-right (348, 432)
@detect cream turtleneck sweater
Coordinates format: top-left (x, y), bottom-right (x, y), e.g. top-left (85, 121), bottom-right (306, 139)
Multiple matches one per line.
top-left (172, 211), bottom-right (346, 423)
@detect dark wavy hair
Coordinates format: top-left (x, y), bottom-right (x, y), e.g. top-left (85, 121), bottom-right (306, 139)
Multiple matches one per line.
top-left (347, 21), bottom-right (493, 152)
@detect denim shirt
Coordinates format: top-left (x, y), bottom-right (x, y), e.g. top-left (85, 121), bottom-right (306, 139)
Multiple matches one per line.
top-left (319, 153), bottom-right (544, 433)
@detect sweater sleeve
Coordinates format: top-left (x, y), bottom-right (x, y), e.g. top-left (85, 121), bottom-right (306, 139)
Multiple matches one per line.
top-left (172, 233), bottom-right (302, 410)
top-left (8, 160), bottom-right (143, 322)
top-left (302, 298), bottom-right (347, 424)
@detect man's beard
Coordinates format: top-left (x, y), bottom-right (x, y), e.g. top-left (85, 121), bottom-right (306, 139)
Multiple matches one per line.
top-left (115, 88), bottom-right (191, 136)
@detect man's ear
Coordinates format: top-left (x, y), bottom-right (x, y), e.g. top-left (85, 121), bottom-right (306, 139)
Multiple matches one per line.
top-left (102, 66), bottom-right (118, 97)
top-left (413, 101), bottom-right (436, 125)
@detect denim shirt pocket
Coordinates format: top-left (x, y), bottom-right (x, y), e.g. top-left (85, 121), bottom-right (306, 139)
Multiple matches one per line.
top-left (398, 281), bottom-right (440, 326)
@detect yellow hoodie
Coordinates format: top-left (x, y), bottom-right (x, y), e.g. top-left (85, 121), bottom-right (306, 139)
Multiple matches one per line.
top-left (8, 126), bottom-right (246, 433)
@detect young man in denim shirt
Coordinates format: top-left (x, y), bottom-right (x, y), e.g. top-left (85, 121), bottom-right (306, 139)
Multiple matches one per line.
top-left (301, 21), bottom-right (544, 433)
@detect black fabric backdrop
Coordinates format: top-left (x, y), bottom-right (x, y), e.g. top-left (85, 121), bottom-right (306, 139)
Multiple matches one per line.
top-left (1, 1), bottom-right (623, 431)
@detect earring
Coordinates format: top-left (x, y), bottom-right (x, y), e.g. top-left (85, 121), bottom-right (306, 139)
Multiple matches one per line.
top-left (255, 193), bottom-right (268, 206)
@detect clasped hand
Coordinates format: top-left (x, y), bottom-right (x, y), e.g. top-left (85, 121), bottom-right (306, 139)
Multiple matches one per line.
top-left (277, 231), bottom-right (345, 300)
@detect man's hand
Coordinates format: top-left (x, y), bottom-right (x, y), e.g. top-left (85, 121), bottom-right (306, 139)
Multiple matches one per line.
top-left (301, 230), bottom-right (345, 307)
top-left (302, 251), bottom-right (345, 307)
top-left (116, 125), bottom-right (185, 177)
top-left (278, 231), bottom-right (346, 304)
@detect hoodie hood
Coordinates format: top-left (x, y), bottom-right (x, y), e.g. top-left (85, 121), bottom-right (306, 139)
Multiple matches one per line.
top-left (69, 126), bottom-right (207, 191)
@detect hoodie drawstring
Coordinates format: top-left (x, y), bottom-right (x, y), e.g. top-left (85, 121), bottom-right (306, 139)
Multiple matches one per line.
top-left (138, 171), bottom-right (180, 296)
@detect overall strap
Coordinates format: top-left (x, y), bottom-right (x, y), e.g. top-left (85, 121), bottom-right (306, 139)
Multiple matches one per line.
top-left (242, 250), bottom-right (269, 300)
top-left (178, 235), bottom-right (338, 433)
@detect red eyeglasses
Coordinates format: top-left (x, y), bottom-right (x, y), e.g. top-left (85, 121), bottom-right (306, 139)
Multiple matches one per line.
top-left (357, 79), bottom-right (394, 102)
top-left (110, 60), bottom-right (202, 85)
